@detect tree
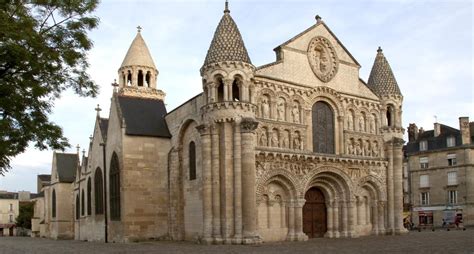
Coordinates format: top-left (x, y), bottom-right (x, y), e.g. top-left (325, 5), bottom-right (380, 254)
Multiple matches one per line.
top-left (16, 201), bottom-right (34, 229)
top-left (0, 1), bottom-right (100, 174)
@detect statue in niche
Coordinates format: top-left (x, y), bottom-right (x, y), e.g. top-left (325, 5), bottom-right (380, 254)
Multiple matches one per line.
top-left (291, 104), bottom-right (300, 123)
top-left (281, 133), bottom-right (289, 148)
top-left (354, 140), bottom-right (362, 156)
top-left (314, 45), bottom-right (329, 73)
top-left (277, 98), bottom-right (286, 121)
top-left (261, 98), bottom-right (270, 118)
top-left (293, 136), bottom-right (301, 150)
top-left (363, 140), bottom-right (371, 157)
top-left (372, 142), bottom-right (379, 157)
top-left (271, 131), bottom-right (279, 147)
top-left (259, 130), bottom-right (267, 146)
top-left (347, 140), bottom-right (354, 155)
top-left (347, 113), bottom-right (354, 130)
top-left (359, 116), bottom-right (365, 132)
top-left (370, 117), bottom-right (376, 134)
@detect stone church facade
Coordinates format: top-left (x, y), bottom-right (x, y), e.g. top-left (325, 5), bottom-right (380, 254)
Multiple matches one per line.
top-left (35, 3), bottom-right (407, 244)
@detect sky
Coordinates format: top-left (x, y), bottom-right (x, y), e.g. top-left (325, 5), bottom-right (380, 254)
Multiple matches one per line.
top-left (0, 0), bottom-right (472, 193)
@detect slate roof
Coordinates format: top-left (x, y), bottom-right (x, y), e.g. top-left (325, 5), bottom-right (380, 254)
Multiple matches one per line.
top-left (202, 7), bottom-right (251, 68)
top-left (117, 96), bottom-right (171, 138)
top-left (367, 47), bottom-right (402, 97)
top-left (99, 118), bottom-right (109, 141)
top-left (120, 32), bottom-right (156, 69)
top-left (38, 174), bottom-right (51, 182)
top-left (405, 124), bottom-right (461, 154)
top-left (0, 192), bottom-right (18, 199)
top-left (55, 153), bottom-right (78, 183)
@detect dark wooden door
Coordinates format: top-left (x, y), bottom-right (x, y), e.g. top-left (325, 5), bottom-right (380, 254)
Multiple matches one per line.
top-left (312, 101), bottom-right (334, 154)
top-left (9, 227), bottom-right (13, 236)
top-left (303, 187), bottom-right (327, 238)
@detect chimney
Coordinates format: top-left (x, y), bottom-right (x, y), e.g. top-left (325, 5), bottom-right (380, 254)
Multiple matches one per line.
top-left (459, 117), bottom-right (470, 145)
top-left (434, 122), bottom-right (441, 137)
top-left (408, 123), bottom-right (419, 142)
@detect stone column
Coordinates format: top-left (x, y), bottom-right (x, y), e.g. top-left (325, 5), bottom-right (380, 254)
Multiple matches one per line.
top-left (333, 201), bottom-right (340, 238)
top-left (240, 118), bottom-right (261, 244)
top-left (325, 201), bottom-right (334, 238)
top-left (372, 201), bottom-right (379, 235)
top-left (357, 197), bottom-right (363, 226)
top-left (365, 198), bottom-right (370, 225)
top-left (378, 201), bottom-right (386, 234)
top-left (267, 200), bottom-right (274, 229)
top-left (286, 201), bottom-right (295, 241)
top-left (348, 200), bottom-right (358, 238)
top-left (393, 138), bottom-right (405, 234)
top-left (223, 79), bottom-right (232, 101)
top-left (385, 140), bottom-right (394, 234)
top-left (280, 201), bottom-right (285, 228)
top-left (232, 120), bottom-right (242, 243)
top-left (294, 199), bottom-right (308, 241)
top-left (249, 85), bottom-right (255, 104)
top-left (196, 124), bottom-right (213, 243)
top-left (337, 116), bottom-right (344, 154)
top-left (211, 123), bottom-right (222, 243)
top-left (341, 201), bottom-right (348, 237)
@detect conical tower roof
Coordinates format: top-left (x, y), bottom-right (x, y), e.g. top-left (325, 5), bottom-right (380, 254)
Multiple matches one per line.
top-left (367, 47), bottom-right (401, 97)
top-left (202, 3), bottom-right (251, 68)
top-left (120, 30), bottom-right (156, 69)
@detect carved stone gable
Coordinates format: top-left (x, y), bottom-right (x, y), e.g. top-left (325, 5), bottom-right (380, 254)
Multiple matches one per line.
top-left (307, 36), bottom-right (338, 82)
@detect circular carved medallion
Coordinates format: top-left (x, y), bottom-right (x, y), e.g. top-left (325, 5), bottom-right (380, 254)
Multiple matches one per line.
top-left (307, 36), bottom-right (338, 82)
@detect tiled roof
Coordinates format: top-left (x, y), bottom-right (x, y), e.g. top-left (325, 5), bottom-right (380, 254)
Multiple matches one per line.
top-left (55, 153), bottom-right (78, 183)
top-left (202, 9), bottom-right (251, 68)
top-left (117, 95), bottom-right (171, 138)
top-left (120, 32), bottom-right (156, 69)
top-left (367, 47), bottom-right (401, 97)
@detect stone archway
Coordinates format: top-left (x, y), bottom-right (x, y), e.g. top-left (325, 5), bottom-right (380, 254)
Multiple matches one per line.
top-left (303, 187), bottom-right (327, 238)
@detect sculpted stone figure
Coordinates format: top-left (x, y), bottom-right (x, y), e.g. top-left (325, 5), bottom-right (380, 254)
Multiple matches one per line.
top-left (271, 131), bottom-right (279, 147)
top-left (281, 133), bottom-right (289, 148)
top-left (372, 141), bottom-right (379, 157)
top-left (354, 140), bottom-right (362, 156)
top-left (293, 136), bottom-right (301, 150)
top-left (363, 140), bottom-right (371, 157)
top-left (291, 104), bottom-right (300, 123)
top-left (261, 98), bottom-right (270, 118)
top-left (370, 117), bottom-right (376, 134)
top-left (277, 98), bottom-right (285, 121)
top-left (347, 140), bottom-right (354, 155)
top-left (347, 114), bottom-right (354, 130)
top-left (259, 130), bottom-right (267, 146)
top-left (359, 116), bottom-right (365, 132)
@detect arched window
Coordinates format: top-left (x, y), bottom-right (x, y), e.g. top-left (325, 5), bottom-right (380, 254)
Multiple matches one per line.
top-left (189, 141), bottom-right (196, 180)
top-left (94, 168), bottom-right (104, 215)
top-left (110, 152), bottom-right (121, 221)
top-left (386, 105), bottom-right (394, 127)
top-left (138, 70), bottom-right (144, 87)
top-left (87, 178), bottom-right (92, 215)
top-left (232, 79), bottom-right (240, 101)
top-left (312, 101), bottom-right (335, 154)
top-left (216, 77), bottom-right (224, 102)
top-left (75, 194), bottom-right (80, 220)
top-left (127, 71), bottom-right (132, 86)
top-left (81, 189), bottom-right (85, 216)
top-left (52, 189), bottom-right (56, 218)
top-left (145, 71), bottom-right (151, 87)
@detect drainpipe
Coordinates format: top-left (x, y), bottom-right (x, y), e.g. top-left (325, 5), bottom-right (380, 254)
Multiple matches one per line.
top-left (100, 142), bottom-right (108, 243)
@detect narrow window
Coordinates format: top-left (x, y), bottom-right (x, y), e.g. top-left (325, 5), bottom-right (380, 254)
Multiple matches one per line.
top-left (447, 171), bottom-right (457, 186)
top-left (420, 157), bottom-right (429, 169)
top-left (52, 189), bottom-right (56, 218)
top-left (420, 192), bottom-right (430, 205)
top-left (87, 178), bottom-right (92, 215)
top-left (312, 101), bottom-right (335, 154)
top-left (189, 141), bottom-right (196, 180)
top-left (386, 106), bottom-right (393, 127)
top-left (217, 78), bottom-right (224, 102)
top-left (145, 71), bottom-right (151, 87)
top-left (9, 214), bottom-right (13, 223)
top-left (81, 190), bottom-right (85, 216)
top-left (9, 204), bottom-right (12, 211)
top-left (137, 70), bottom-right (144, 87)
top-left (94, 168), bottom-right (104, 215)
top-left (127, 71), bottom-right (132, 86)
top-left (420, 174), bottom-right (429, 188)
top-left (75, 195), bottom-right (80, 220)
top-left (447, 154), bottom-right (457, 166)
top-left (232, 79), bottom-right (240, 101)
top-left (448, 190), bottom-right (457, 204)
top-left (110, 152), bottom-right (121, 221)
top-left (419, 140), bottom-right (428, 151)
top-left (447, 136), bottom-right (456, 147)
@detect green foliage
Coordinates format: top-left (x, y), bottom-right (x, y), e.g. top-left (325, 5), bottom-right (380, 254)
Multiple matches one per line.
top-left (16, 201), bottom-right (34, 229)
top-left (0, 1), bottom-right (100, 174)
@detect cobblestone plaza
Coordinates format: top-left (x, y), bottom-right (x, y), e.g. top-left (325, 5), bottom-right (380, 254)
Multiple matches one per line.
top-left (1, 229), bottom-right (472, 254)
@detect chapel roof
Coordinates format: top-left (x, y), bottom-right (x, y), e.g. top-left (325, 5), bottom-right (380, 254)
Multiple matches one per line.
top-left (202, 2), bottom-right (251, 68)
top-left (98, 117), bottom-right (109, 141)
top-left (54, 153), bottom-right (78, 183)
top-left (120, 30), bottom-right (156, 69)
top-left (367, 47), bottom-right (402, 97)
top-left (38, 174), bottom-right (51, 182)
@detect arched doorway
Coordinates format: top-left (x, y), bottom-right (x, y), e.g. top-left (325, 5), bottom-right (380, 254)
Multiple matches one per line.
top-left (303, 187), bottom-right (327, 238)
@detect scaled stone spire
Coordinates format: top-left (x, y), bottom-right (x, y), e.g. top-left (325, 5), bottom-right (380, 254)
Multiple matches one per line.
top-left (202, 1), bottom-right (252, 68)
top-left (367, 47), bottom-right (401, 97)
top-left (120, 28), bottom-right (156, 69)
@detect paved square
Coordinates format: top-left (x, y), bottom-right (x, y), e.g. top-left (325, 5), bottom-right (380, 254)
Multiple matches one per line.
top-left (0, 229), bottom-right (473, 254)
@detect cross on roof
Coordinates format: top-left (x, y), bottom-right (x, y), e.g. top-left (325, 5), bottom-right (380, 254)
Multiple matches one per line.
top-left (137, 25), bottom-right (142, 33)
top-left (95, 104), bottom-right (101, 117)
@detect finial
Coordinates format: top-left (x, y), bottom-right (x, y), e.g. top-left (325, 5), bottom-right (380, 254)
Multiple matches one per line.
top-left (82, 149), bottom-right (86, 157)
top-left (76, 144), bottom-right (80, 154)
top-left (377, 46), bottom-right (383, 53)
top-left (111, 79), bottom-right (119, 93)
top-left (315, 15), bottom-right (322, 23)
top-left (224, 0), bottom-right (230, 13)
top-left (137, 25), bottom-right (142, 33)
top-left (95, 104), bottom-right (101, 117)
top-left (89, 135), bottom-right (93, 142)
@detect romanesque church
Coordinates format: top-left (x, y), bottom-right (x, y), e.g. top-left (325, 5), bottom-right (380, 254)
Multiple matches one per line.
top-left (32, 3), bottom-right (406, 243)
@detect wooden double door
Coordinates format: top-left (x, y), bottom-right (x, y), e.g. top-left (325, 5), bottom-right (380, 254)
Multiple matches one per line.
top-left (303, 187), bottom-right (327, 238)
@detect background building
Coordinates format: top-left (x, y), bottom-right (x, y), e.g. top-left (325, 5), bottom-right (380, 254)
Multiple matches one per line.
top-left (0, 192), bottom-right (19, 236)
top-left (405, 117), bottom-right (474, 228)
